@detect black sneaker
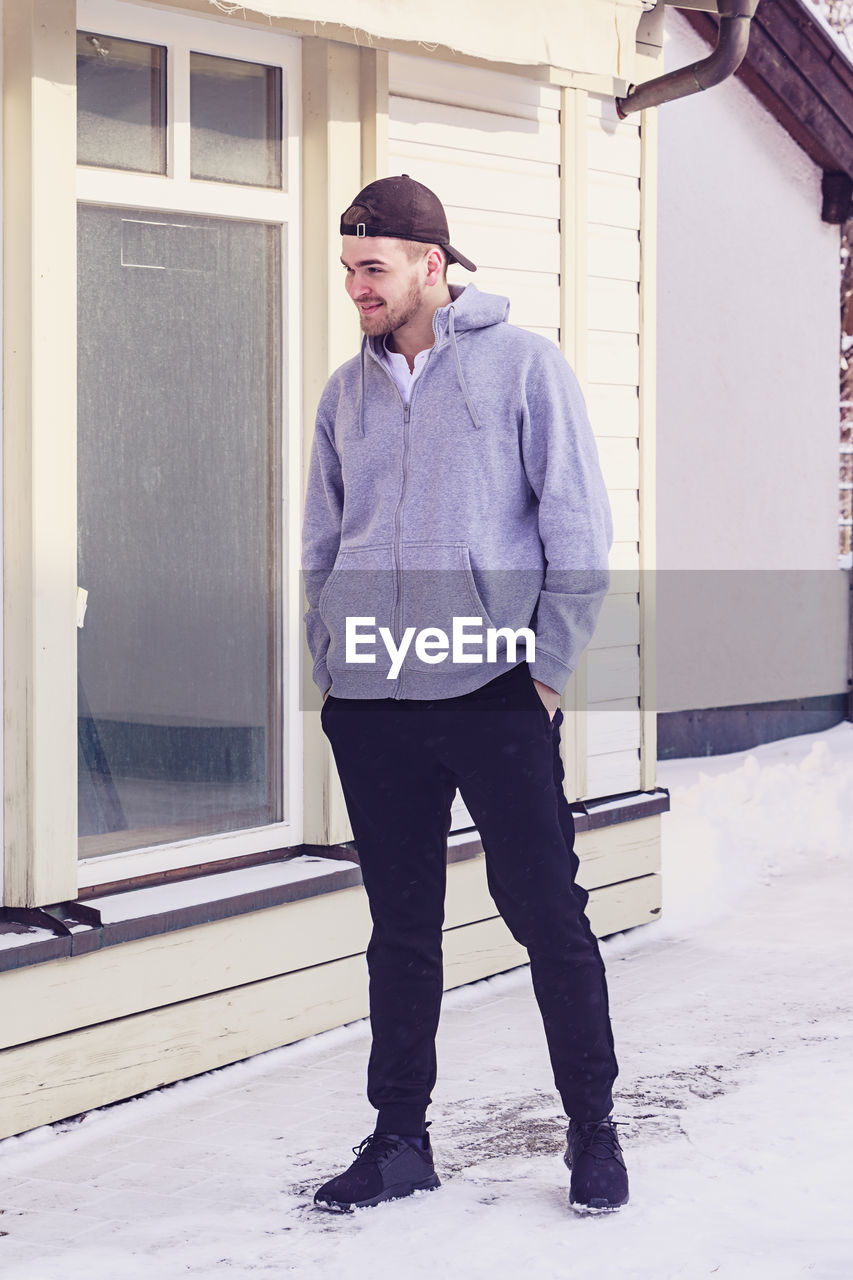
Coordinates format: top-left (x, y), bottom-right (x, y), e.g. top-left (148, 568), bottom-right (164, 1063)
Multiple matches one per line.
top-left (564, 1117), bottom-right (629, 1212)
top-left (313, 1131), bottom-right (441, 1211)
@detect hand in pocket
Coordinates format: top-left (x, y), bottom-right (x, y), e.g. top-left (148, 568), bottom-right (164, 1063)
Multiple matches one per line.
top-left (532, 677), bottom-right (559, 722)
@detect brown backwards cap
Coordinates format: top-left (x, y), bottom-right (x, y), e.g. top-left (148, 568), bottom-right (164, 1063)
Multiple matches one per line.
top-left (340, 175), bottom-right (476, 272)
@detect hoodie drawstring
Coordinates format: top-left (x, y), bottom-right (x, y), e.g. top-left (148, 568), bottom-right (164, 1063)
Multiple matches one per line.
top-left (358, 335), bottom-right (367, 437)
top-left (358, 306), bottom-right (483, 436)
top-left (448, 306), bottom-right (482, 431)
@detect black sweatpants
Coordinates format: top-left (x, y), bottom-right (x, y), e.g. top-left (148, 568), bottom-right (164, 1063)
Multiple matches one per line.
top-left (320, 660), bottom-right (618, 1135)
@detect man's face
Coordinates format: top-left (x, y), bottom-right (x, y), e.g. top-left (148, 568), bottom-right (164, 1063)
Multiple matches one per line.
top-left (341, 235), bottom-right (429, 337)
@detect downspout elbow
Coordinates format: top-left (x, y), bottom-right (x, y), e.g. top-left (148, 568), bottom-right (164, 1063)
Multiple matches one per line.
top-left (616, 0), bottom-right (761, 119)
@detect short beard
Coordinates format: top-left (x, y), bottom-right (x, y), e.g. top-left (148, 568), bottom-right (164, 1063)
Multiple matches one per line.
top-left (359, 276), bottom-right (425, 338)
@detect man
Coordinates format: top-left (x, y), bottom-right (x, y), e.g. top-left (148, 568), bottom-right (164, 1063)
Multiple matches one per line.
top-left (301, 175), bottom-right (627, 1214)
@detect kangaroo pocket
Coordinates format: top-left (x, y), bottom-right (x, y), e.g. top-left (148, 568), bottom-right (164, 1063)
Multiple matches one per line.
top-left (399, 542), bottom-right (500, 675)
top-left (319, 544), bottom-right (395, 680)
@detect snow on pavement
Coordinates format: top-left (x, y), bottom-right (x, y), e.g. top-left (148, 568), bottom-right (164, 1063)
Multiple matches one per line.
top-left (0, 723), bottom-right (851, 1279)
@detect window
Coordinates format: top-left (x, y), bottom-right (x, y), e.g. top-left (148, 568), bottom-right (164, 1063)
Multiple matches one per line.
top-left (75, 2), bottom-right (301, 881)
top-left (78, 30), bottom-right (167, 174)
top-left (190, 52), bottom-right (282, 187)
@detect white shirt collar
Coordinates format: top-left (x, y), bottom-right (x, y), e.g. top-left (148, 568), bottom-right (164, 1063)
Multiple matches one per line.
top-left (382, 334), bottom-right (430, 370)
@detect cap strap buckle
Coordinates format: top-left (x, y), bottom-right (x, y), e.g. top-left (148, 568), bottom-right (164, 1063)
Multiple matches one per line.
top-left (356, 223), bottom-right (366, 237)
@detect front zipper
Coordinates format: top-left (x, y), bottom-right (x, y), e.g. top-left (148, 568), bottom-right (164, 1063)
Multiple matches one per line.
top-left (391, 377), bottom-right (428, 698)
top-left (391, 398), bottom-right (411, 690)
top-left (364, 316), bottom-right (447, 697)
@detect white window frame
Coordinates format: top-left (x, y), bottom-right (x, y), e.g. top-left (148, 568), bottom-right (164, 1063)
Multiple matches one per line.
top-left (76, 0), bottom-right (303, 889)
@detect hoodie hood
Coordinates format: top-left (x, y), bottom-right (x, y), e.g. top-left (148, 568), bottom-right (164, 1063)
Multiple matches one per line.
top-left (356, 284), bottom-right (510, 436)
top-left (440, 282), bottom-right (511, 332)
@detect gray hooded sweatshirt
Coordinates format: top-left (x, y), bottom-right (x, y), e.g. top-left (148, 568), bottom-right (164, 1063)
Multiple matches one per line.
top-left (302, 283), bottom-right (613, 700)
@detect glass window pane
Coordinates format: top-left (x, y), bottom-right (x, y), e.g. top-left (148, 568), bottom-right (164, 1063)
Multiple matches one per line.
top-left (77, 206), bottom-right (283, 856)
top-left (190, 52), bottom-right (282, 188)
top-left (77, 31), bottom-right (166, 174)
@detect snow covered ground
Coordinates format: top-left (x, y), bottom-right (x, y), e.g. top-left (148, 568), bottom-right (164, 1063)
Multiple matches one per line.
top-left (1, 723), bottom-right (852, 1279)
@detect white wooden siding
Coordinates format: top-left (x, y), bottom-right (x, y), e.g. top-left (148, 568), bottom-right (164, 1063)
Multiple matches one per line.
top-left (387, 54), bottom-right (560, 122)
top-left (588, 171), bottom-right (642, 229)
top-left (387, 59), bottom-right (643, 815)
top-left (585, 92), bottom-right (643, 798)
top-left (597, 437), bottom-right (640, 490)
top-left (587, 646), bottom-right (641, 703)
top-left (586, 749), bottom-right (645, 799)
top-left (389, 54), bottom-right (563, 831)
top-left (388, 53), bottom-right (561, 340)
top-left (587, 383), bottom-right (640, 437)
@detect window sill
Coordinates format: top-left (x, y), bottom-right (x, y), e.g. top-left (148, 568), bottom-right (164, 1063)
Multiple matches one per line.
top-left (0, 853), bottom-right (360, 973)
top-left (0, 789), bottom-right (669, 974)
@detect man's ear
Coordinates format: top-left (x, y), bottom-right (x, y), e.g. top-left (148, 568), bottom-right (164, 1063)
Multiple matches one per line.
top-left (424, 247), bottom-right (445, 287)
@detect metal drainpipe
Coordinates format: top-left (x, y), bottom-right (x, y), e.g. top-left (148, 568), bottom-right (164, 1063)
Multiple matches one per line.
top-left (616, 0), bottom-right (761, 119)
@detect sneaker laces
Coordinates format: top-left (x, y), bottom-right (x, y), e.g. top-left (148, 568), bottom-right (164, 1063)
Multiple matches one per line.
top-left (350, 1133), bottom-right (405, 1166)
top-left (571, 1119), bottom-right (624, 1162)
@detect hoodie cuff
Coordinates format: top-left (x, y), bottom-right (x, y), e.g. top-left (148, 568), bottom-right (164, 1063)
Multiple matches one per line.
top-left (312, 660), bottom-right (332, 697)
top-left (528, 650), bottom-right (573, 699)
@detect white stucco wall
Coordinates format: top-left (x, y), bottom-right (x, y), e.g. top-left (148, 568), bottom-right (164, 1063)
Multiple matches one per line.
top-left (656, 10), bottom-right (849, 712)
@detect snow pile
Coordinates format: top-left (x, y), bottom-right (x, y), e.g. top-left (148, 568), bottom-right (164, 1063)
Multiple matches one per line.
top-left (655, 724), bottom-right (853, 930)
top-left (807, 0), bottom-right (853, 59)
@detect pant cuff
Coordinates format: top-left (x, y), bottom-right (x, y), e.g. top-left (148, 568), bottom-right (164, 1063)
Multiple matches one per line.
top-left (375, 1106), bottom-right (428, 1136)
top-left (564, 1098), bottom-right (615, 1124)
